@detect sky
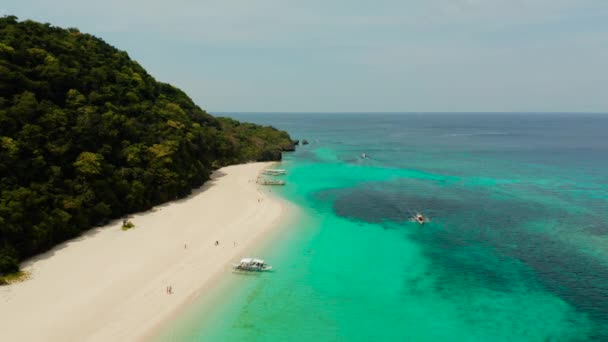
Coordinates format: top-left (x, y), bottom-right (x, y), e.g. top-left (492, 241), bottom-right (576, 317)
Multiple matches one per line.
top-left (2, 1), bottom-right (608, 112)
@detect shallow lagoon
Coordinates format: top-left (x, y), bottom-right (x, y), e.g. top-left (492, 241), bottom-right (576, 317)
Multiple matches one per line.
top-left (159, 113), bottom-right (608, 341)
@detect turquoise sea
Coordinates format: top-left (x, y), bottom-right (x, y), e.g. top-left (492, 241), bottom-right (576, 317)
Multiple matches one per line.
top-left (158, 113), bottom-right (608, 341)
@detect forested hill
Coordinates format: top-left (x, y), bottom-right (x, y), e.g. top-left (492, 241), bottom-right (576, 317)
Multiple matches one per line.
top-left (0, 16), bottom-right (295, 275)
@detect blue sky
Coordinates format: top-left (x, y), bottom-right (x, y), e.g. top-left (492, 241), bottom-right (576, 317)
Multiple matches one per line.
top-left (2, 1), bottom-right (607, 112)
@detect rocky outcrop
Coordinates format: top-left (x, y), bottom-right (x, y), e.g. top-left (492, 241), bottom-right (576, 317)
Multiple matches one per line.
top-left (281, 145), bottom-right (296, 152)
top-left (281, 140), bottom-right (299, 152)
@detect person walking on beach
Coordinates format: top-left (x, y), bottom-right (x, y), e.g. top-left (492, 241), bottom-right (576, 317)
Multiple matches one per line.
top-left (215, 240), bottom-right (219, 246)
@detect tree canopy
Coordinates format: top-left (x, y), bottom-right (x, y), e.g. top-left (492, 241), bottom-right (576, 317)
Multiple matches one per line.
top-left (0, 16), bottom-right (295, 275)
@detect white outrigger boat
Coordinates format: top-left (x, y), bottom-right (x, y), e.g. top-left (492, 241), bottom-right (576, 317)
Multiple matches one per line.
top-left (262, 169), bottom-right (286, 175)
top-left (259, 179), bottom-right (285, 185)
top-left (232, 258), bottom-right (273, 272)
top-left (410, 213), bottom-right (429, 225)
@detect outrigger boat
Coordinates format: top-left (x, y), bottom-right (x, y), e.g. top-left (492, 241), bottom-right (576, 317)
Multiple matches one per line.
top-left (410, 213), bottom-right (429, 225)
top-left (262, 169), bottom-right (286, 175)
top-left (232, 258), bottom-right (273, 272)
top-left (259, 179), bottom-right (285, 185)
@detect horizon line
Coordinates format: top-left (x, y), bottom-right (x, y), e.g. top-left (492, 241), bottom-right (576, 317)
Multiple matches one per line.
top-left (211, 111), bottom-right (608, 115)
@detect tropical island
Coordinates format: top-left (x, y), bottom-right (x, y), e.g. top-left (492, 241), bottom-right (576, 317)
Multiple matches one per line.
top-left (0, 15), bottom-right (300, 341)
top-left (0, 16), bottom-right (296, 279)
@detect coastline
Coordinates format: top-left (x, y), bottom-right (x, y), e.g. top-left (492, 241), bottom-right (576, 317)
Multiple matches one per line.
top-left (148, 184), bottom-right (302, 342)
top-left (0, 162), bottom-right (296, 342)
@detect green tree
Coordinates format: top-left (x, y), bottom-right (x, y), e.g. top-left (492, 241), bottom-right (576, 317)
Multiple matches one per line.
top-left (73, 152), bottom-right (103, 175)
top-left (0, 16), bottom-right (295, 276)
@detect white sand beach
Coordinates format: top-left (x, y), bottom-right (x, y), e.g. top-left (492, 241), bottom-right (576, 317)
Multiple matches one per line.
top-left (0, 162), bottom-right (293, 342)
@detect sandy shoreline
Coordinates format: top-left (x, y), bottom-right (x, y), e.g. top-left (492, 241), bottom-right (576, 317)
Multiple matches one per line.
top-left (0, 162), bottom-right (294, 342)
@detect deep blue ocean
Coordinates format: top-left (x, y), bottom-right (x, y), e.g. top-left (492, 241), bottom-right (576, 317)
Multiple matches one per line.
top-left (159, 113), bottom-right (608, 341)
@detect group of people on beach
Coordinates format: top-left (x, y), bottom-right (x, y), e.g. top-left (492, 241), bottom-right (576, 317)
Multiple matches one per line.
top-left (165, 239), bottom-right (239, 294)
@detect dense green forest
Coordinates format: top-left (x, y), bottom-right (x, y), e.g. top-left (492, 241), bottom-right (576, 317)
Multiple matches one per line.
top-left (0, 16), bottom-right (295, 275)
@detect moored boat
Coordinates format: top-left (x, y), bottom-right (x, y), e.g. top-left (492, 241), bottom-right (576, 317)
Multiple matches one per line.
top-left (410, 213), bottom-right (429, 224)
top-left (232, 258), bottom-right (273, 271)
top-left (262, 169), bottom-right (287, 175)
top-left (259, 179), bottom-right (286, 185)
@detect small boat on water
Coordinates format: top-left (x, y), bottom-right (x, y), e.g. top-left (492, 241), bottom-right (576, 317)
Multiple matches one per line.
top-left (262, 169), bottom-right (287, 175)
top-left (259, 179), bottom-right (285, 185)
top-left (410, 213), bottom-right (429, 225)
top-left (361, 153), bottom-right (368, 158)
top-left (232, 258), bottom-right (273, 271)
